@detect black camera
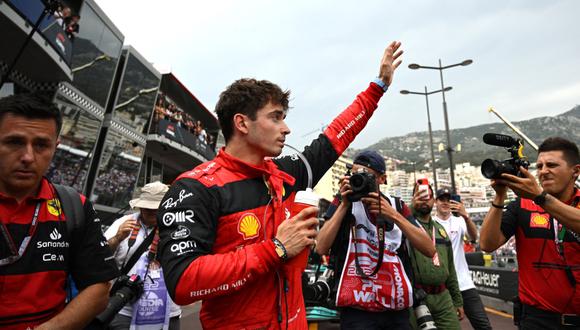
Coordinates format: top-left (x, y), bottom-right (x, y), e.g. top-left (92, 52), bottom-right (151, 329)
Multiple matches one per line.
top-left (413, 289), bottom-right (437, 329)
top-left (481, 133), bottom-right (530, 179)
top-left (348, 170), bottom-right (377, 202)
top-left (91, 274), bottom-right (144, 326)
top-left (302, 267), bottom-right (335, 308)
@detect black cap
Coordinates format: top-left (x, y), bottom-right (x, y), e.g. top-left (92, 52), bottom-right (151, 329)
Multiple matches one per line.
top-left (353, 150), bottom-right (386, 174)
top-left (436, 188), bottom-right (452, 199)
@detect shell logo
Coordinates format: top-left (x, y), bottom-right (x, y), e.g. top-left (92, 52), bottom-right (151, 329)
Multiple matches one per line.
top-left (47, 199), bottom-right (62, 216)
top-left (530, 213), bottom-right (549, 229)
top-left (238, 213), bottom-right (261, 240)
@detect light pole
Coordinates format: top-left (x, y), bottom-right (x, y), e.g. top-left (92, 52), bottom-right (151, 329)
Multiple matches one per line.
top-left (408, 59), bottom-right (473, 193)
top-left (400, 86), bottom-right (452, 192)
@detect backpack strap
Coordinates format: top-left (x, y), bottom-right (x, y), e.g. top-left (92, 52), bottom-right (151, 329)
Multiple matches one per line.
top-left (52, 184), bottom-right (85, 302)
top-left (53, 184), bottom-right (84, 236)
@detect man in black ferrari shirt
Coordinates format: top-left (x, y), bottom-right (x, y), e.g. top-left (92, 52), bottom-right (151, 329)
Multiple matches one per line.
top-left (0, 94), bottom-right (118, 330)
top-left (481, 137), bottom-right (580, 329)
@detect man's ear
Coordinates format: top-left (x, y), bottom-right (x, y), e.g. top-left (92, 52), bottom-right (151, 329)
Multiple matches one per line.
top-left (233, 114), bottom-right (248, 134)
top-left (378, 173), bottom-right (387, 185)
top-left (573, 164), bottom-right (580, 180)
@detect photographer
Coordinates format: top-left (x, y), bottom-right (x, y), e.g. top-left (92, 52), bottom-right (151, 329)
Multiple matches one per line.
top-left (409, 183), bottom-right (464, 329)
top-left (433, 189), bottom-right (491, 330)
top-left (104, 181), bottom-right (181, 329)
top-left (480, 137), bottom-right (580, 329)
top-left (316, 150), bottom-right (435, 329)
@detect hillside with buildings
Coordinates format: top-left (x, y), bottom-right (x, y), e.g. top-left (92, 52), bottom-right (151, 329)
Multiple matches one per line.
top-left (366, 105), bottom-right (580, 171)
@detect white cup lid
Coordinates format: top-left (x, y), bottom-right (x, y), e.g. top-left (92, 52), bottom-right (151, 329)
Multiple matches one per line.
top-left (294, 188), bottom-right (319, 206)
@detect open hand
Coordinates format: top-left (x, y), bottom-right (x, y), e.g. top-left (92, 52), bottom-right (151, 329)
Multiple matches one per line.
top-left (378, 41), bottom-right (403, 86)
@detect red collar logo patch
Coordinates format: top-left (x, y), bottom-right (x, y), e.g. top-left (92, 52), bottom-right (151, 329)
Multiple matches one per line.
top-left (530, 212), bottom-right (550, 229)
top-left (238, 213), bottom-right (261, 240)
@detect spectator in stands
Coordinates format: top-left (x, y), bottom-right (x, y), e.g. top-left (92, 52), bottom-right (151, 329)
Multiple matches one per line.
top-left (174, 109), bottom-right (183, 127)
top-left (64, 14), bottom-right (80, 40)
top-left (185, 116), bottom-right (195, 134)
top-left (154, 97), bottom-right (165, 124)
top-left (196, 120), bottom-right (207, 144)
top-left (105, 181), bottom-right (181, 329)
top-left (434, 188), bottom-right (491, 330)
top-left (480, 137), bottom-right (580, 329)
top-left (54, 5), bottom-right (71, 28)
top-left (165, 104), bottom-right (175, 121)
top-left (0, 93), bottom-right (118, 329)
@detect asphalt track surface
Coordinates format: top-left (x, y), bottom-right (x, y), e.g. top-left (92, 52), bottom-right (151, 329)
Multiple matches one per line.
top-left (179, 303), bottom-right (516, 329)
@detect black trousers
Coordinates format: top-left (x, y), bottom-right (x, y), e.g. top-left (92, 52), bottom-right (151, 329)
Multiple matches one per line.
top-left (519, 304), bottom-right (580, 330)
top-left (461, 288), bottom-right (492, 330)
top-left (340, 307), bottom-right (410, 330)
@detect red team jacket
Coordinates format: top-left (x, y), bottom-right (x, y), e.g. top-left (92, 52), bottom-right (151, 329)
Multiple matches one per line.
top-left (157, 83), bottom-right (387, 329)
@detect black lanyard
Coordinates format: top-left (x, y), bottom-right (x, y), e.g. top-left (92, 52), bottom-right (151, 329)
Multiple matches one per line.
top-left (0, 202), bottom-right (42, 266)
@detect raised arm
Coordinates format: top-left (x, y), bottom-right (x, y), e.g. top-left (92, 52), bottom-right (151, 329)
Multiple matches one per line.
top-left (276, 41), bottom-right (404, 189)
top-left (479, 180), bottom-right (509, 252)
top-left (316, 177), bottom-right (351, 255)
top-left (451, 200), bottom-right (478, 241)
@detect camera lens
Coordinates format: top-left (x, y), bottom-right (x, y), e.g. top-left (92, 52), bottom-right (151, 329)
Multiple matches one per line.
top-left (481, 159), bottom-right (503, 179)
top-left (481, 159), bottom-right (518, 179)
top-left (350, 174), bottom-right (364, 190)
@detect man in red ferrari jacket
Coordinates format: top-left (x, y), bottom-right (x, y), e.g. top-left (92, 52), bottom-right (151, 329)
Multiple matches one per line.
top-left (157, 41), bottom-right (403, 329)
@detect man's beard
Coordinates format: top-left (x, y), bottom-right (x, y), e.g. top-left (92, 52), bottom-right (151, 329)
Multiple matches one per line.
top-left (416, 204), bottom-right (433, 216)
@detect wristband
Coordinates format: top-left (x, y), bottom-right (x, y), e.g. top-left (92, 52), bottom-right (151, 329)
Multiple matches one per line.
top-left (533, 191), bottom-right (548, 206)
top-left (373, 78), bottom-right (389, 92)
top-left (272, 238), bottom-right (288, 261)
top-left (491, 202), bottom-right (505, 209)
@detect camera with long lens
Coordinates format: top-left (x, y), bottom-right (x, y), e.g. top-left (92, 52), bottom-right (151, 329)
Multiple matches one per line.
top-left (348, 169), bottom-right (377, 202)
top-left (481, 133), bottom-right (530, 179)
top-left (91, 274), bottom-right (144, 327)
top-left (302, 267), bottom-right (335, 307)
top-left (413, 289), bottom-right (437, 330)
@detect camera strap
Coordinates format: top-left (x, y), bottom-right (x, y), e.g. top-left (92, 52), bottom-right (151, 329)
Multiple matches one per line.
top-left (352, 221), bottom-right (385, 278)
top-left (351, 194), bottom-right (401, 278)
top-left (120, 229), bottom-right (156, 275)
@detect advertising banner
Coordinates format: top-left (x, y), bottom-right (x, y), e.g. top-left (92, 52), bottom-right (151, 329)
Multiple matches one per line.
top-left (469, 266), bottom-right (518, 301)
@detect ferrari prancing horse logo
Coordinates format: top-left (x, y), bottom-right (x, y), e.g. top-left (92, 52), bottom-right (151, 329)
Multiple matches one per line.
top-left (47, 199), bottom-right (62, 216)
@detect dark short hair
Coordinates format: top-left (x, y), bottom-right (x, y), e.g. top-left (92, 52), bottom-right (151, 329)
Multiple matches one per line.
top-left (538, 137), bottom-right (580, 165)
top-left (215, 78), bottom-right (290, 142)
top-left (0, 93), bottom-right (62, 134)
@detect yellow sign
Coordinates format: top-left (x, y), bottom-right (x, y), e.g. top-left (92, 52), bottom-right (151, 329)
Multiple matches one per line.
top-left (47, 199), bottom-right (62, 216)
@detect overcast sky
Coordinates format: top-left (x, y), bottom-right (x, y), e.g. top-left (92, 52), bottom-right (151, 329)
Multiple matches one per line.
top-left (96, 0), bottom-right (580, 150)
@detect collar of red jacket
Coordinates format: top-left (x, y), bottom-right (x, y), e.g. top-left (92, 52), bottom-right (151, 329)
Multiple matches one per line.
top-left (215, 148), bottom-right (295, 200)
top-left (0, 177), bottom-right (53, 202)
